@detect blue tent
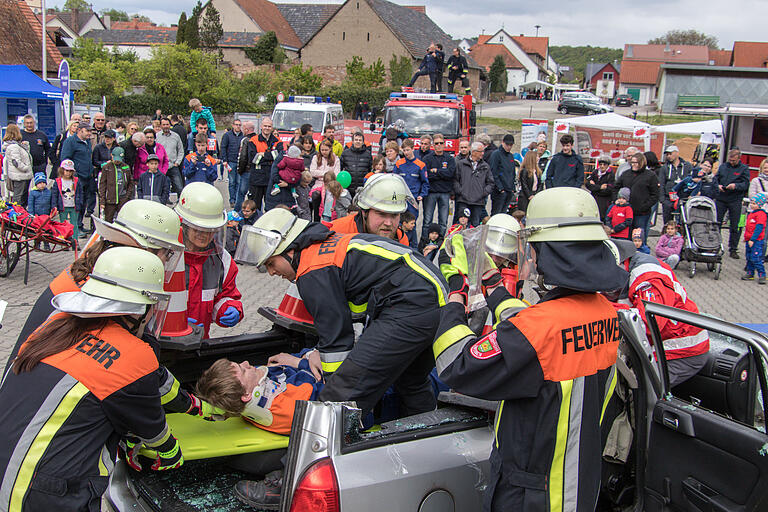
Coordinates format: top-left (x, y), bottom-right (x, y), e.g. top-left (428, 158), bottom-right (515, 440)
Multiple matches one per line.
top-left (0, 65), bottom-right (63, 100)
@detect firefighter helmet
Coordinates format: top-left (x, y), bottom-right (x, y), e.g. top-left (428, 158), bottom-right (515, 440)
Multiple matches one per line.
top-left (525, 188), bottom-right (607, 242)
top-left (354, 174), bottom-right (415, 214)
top-left (485, 214), bottom-right (521, 261)
top-left (92, 199), bottom-right (183, 251)
top-left (174, 182), bottom-right (227, 230)
top-left (235, 208), bottom-right (309, 268)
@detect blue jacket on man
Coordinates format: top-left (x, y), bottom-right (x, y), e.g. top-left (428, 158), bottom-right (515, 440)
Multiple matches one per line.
top-left (59, 134), bottom-right (93, 179)
top-left (422, 152), bottom-right (456, 194)
top-left (545, 150), bottom-right (584, 188)
top-left (714, 161), bottom-right (750, 202)
top-left (220, 129), bottom-right (244, 166)
top-left (488, 146), bottom-right (518, 192)
top-left (393, 156), bottom-right (429, 198)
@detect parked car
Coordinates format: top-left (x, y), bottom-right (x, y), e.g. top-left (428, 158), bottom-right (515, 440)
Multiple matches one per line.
top-left (558, 96), bottom-right (614, 115)
top-left (104, 301), bottom-right (768, 512)
top-left (615, 94), bottom-right (636, 106)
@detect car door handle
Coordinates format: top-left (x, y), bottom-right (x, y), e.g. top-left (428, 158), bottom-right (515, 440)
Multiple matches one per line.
top-left (660, 410), bottom-right (695, 436)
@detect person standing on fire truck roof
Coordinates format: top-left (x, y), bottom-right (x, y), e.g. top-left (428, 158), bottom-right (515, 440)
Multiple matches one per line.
top-left (325, 173), bottom-right (413, 245)
top-left (434, 187), bottom-right (628, 512)
top-left (175, 182), bottom-right (243, 338)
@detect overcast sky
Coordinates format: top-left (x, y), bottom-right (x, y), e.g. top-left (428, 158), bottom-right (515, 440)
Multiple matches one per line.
top-left (71, 0), bottom-right (764, 49)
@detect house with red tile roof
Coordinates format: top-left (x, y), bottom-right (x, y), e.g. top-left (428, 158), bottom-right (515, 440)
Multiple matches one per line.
top-left (1, 0), bottom-right (62, 77)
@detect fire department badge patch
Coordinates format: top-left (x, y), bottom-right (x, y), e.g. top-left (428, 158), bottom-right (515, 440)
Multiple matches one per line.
top-left (470, 331), bottom-right (501, 359)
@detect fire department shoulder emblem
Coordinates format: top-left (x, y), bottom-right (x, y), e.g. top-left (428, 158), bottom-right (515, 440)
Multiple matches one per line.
top-left (470, 331), bottom-right (501, 359)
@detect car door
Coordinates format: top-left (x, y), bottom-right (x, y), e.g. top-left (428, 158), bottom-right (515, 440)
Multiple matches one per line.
top-left (642, 302), bottom-right (768, 512)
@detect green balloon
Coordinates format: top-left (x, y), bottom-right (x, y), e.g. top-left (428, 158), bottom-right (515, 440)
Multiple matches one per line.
top-left (337, 170), bottom-right (352, 188)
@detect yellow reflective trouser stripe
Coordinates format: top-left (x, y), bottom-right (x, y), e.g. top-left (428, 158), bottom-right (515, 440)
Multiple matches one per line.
top-left (347, 243), bottom-right (447, 306)
top-left (348, 301), bottom-right (367, 314)
top-left (321, 360), bottom-right (343, 373)
top-left (549, 380), bottom-right (573, 512)
top-left (160, 378), bottom-right (180, 405)
top-left (10, 382), bottom-right (89, 510)
top-left (494, 400), bottom-right (505, 449)
top-left (432, 324), bottom-right (474, 360)
top-left (600, 368), bottom-right (618, 425)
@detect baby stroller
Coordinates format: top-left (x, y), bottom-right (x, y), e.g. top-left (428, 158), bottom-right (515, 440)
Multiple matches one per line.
top-left (679, 196), bottom-right (723, 279)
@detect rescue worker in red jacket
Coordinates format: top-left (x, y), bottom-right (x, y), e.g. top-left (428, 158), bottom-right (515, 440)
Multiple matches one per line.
top-left (4, 199), bottom-right (223, 421)
top-left (325, 173), bottom-right (412, 245)
top-left (234, 207), bottom-right (448, 509)
top-left (0, 247), bottom-right (183, 511)
top-left (607, 239), bottom-right (710, 386)
top-left (434, 188), bottom-right (629, 512)
top-left (175, 182), bottom-right (243, 338)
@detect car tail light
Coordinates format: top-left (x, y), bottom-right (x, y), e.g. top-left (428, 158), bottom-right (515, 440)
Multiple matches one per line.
top-left (289, 458), bottom-right (340, 512)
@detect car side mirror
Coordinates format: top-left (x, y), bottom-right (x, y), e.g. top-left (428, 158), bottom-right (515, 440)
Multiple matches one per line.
top-left (469, 127), bottom-right (476, 135)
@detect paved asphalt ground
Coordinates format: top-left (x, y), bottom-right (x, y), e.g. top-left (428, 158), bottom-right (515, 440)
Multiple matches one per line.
top-left (1, 173), bottom-right (766, 375)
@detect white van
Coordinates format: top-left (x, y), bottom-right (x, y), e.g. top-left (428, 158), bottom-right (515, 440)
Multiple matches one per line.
top-left (271, 96), bottom-right (345, 145)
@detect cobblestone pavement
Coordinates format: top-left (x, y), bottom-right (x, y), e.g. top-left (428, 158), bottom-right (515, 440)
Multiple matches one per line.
top-left (2, 193), bottom-right (766, 376)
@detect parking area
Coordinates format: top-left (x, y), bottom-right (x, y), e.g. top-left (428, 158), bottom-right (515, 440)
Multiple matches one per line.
top-left (478, 98), bottom-right (655, 121)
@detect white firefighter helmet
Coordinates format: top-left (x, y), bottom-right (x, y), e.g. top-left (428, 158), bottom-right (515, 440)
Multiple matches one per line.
top-left (525, 188), bottom-right (607, 243)
top-left (354, 174), bottom-right (415, 214)
top-left (174, 182), bottom-right (227, 230)
top-left (235, 208), bottom-right (309, 268)
top-left (92, 199), bottom-right (183, 252)
top-left (485, 213), bottom-right (521, 262)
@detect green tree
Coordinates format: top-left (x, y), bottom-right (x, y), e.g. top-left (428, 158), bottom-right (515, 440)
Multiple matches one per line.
top-left (74, 61), bottom-right (131, 100)
top-left (139, 44), bottom-right (223, 101)
top-left (648, 29), bottom-right (719, 50)
top-left (345, 56), bottom-right (386, 87)
top-left (272, 65), bottom-right (323, 95)
top-left (129, 14), bottom-right (152, 23)
top-left (63, 0), bottom-right (89, 11)
top-left (99, 8), bottom-right (130, 22)
top-left (388, 54), bottom-right (412, 87)
top-left (489, 55), bottom-right (508, 93)
top-left (184, 1), bottom-right (202, 49)
top-left (548, 45), bottom-right (623, 83)
top-left (245, 31), bottom-right (279, 65)
top-left (200, 4), bottom-right (223, 56)
top-left (176, 12), bottom-right (187, 45)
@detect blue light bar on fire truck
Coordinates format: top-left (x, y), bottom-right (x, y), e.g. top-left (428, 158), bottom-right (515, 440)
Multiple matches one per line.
top-left (287, 95), bottom-right (332, 103)
top-left (389, 92), bottom-right (458, 100)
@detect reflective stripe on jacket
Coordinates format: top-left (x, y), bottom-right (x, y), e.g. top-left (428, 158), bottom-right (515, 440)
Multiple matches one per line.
top-left (185, 247), bottom-right (243, 338)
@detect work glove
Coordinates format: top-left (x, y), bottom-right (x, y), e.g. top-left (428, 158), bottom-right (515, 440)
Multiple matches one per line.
top-left (447, 271), bottom-right (469, 305)
top-left (118, 437), bottom-right (144, 472)
top-left (188, 317), bottom-right (204, 328)
top-left (219, 306), bottom-right (241, 327)
top-left (187, 393), bottom-right (227, 421)
top-left (481, 269), bottom-right (504, 298)
top-left (150, 435), bottom-right (184, 471)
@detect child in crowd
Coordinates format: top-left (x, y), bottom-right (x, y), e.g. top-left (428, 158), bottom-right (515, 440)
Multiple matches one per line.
top-left (240, 199), bottom-right (260, 228)
top-left (27, 172), bottom-right (53, 217)
top-left (329, 180), bottom-right (351, 219)
top-left (51, 160), bottom-right (82, 245)
top-left (655, 220), bottom-right (684, 269)
top-left (295, 171), bottom-right (312, 221)
top-left (183, 133), bottom-right (219, 185)
top-left (673, 168), bottom-right (706, 201)
top-left (448, 207), bottom-right (471, 232)
top-left (195, 351), bottom-right (322, 435)
top-left (400, 210), bottom-right (418, 249)
top-left (273, 145), bottom-right (304, 198)
top-left (511, 209), bottom-right (525, 227)
top-left (632, 228), bottom-right (650, 254)
top-left (606, 188), bottom-right (633, 239)
top-left (189, 98), bottom-right (216, 134)
top-left (226, 199), bottom-right (260, 255)
top-left (742, 192), bottom-right (767, 284)
top-left (137, 154), bottom-right (170, 205)
top-left (311, 171), bottom-right (341, 222)
top-left (418, 223), bottom-right (443, 262)
top-left (98, 147), bottom-right (133, 222)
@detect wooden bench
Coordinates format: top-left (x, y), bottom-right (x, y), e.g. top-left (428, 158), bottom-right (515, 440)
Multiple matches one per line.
top-left (677, 95), bottom-right (720, 108)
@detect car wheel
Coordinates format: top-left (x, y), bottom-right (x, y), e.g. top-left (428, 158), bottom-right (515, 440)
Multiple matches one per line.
top-left (559, 106), bottom-right (568, 114)
top-left (587, 109), bottom-right (595, 115)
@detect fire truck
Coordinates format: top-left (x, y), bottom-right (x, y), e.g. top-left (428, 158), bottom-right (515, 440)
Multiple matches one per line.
top-left (372, 92), bottom-right (476, 154)
top-left (271, 95), bottom-right (345, 145)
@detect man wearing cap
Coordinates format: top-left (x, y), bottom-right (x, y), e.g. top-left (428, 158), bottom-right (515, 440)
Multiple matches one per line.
top-left (488, 134), bottom-right (519, 215)
top-left (715, 148), bottom-right (751, 259)
top-left (660, 145), bottom-right (693, 223)
top-left (586, 154), bottom-right (616, 220)
top-left (98, 146), bottom-right (134, 222)
top-left (92, 129), bottom-right (119, 176)
top-left (60, 121), bottom-right (95, 233)
top-left (137, 153), bottom-right (171, 205)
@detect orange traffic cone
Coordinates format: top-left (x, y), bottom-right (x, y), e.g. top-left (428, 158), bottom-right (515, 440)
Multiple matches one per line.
top-left (160, 251), bottom-right (193, 338)
top-left (258, 283), bottom-right (316, 334)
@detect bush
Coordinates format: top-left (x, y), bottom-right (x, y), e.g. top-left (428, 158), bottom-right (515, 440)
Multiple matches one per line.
top-left (105, 93), bottom-right (267, 118)
top-left (319, 84), bottom-right (396, 115)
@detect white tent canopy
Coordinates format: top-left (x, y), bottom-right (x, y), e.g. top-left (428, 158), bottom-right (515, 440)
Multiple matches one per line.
top-left (519, 80), bottom-right (554, 89)
top-left (651, 119), bottom-right (723, 135)
top-left (550, 113), bottom-right (652, 152)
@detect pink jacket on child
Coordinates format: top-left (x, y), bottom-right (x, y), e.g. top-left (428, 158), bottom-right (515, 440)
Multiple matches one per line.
top-left (655, 233), bottom-right (683, 260)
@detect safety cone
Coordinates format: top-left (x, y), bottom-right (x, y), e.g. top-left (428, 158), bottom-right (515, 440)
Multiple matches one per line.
top-left (258, 283), bottom-right (316, 334)
top-left (160, 252), bottom-right (193, 338)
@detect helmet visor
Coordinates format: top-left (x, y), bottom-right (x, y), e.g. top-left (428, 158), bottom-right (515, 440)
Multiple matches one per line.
top-left (145, 295), bottom-right (171, 339)
top-left (485, 226), bottom-right (519, 264)
top-left (51, 291), bottom-right (148, 318)
top-left (182, 223), bottom-right (226, 254)
top-left (444, 225), bottom-right (495, 312)
top-left (151, 246), bottom-right (183, 284)
top-left (234, 225), bottom-right (283, 268)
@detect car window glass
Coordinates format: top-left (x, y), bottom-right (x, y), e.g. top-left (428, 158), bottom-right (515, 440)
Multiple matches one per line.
top-left (659, 317), bottom-right (766, 433)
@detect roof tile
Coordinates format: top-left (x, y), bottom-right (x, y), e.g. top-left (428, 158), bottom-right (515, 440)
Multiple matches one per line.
top-left (468, 43), bottom-right (523, 69)
top-left (619, 60), bottom-right (661, 85)
top-left (275, 3), bottom-right (341, 45)
top-left (731, 41), bottom-right (768, 68)
top-left (1, 0), bottom-right (62, 74)
top-left (83, 28), bottom-right (261, 48)
top-left (511, 35), bottom-right (548, 60)
top-left (231, 0), bottom-right (302, 49)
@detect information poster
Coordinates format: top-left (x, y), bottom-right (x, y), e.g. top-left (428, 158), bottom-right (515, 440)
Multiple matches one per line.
top-left (521, 119), bottom-right (548, 149)
top-left (37, 100), bottom-right (57, 140)
top-left (574, 127), bottom-right (663, 159)
top-left (6, 99), bottom-right (28, 124)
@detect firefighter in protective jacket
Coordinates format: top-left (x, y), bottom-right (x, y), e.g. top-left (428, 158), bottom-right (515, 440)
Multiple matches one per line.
top-left (236, 207), bottom-right (448, 417)
top-left (175, 183), bottom-right (243, 338)
top-left (433, 188), bottom-right (629, 511)
top-left (0, 247), bottom-right (184, 512)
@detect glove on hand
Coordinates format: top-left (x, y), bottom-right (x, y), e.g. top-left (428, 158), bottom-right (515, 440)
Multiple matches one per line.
top-left (118, 437), bottom-right (144, 472)
top-left (187, 393), bottom-right (227, 421)
top-left (150, 435), bottom-right (184, 471)
top-left (448, 272), bottom-right (469, 305)
top-left (481, 269), bottom-right (504, 297)
top-left (219, 306), bottom-right (240, 327)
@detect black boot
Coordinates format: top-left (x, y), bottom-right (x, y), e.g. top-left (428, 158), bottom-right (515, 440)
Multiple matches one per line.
top-left (234, 470), bottom-right (282, 510)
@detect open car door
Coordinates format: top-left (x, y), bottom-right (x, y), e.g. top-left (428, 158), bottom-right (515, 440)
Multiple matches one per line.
top-left (642, 302), bottom-right (768, 512)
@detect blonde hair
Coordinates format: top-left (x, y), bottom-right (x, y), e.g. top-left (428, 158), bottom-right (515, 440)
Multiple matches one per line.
top-left (3, 124), bottom-right (22, 142)
top-left (384, 141), bottom-right (400, 157)
top-left (189, 98), bottom-right (202, 108)
top-left (522, 150), bottom-right (541, 179)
